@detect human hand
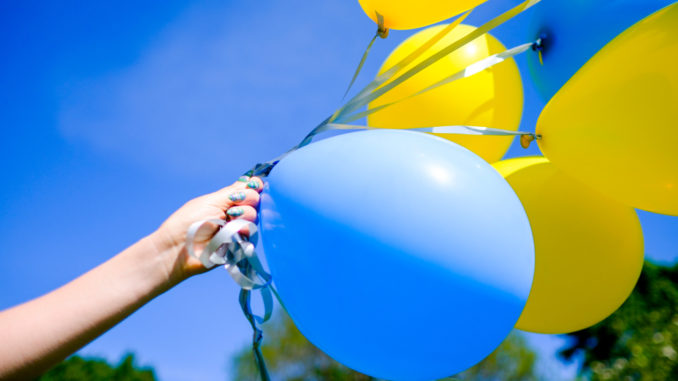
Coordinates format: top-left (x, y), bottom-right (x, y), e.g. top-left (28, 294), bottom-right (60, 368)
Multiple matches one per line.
top-left (149, 176), bottom-right (264, 286)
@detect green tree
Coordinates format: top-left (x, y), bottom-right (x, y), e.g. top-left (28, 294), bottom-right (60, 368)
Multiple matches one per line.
top-left (232, 311), bottom-right (538, 381)
top-left (560, 261), bottom-right (678, 380)
top-left (456, 332), bottom-right (537, 381)
top-left (37, 353), bottom-right (156, 381)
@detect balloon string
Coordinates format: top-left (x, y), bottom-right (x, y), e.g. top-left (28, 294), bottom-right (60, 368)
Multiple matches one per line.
top-left (336, 41), bottom-right (538, 124)
top-left (330, 10), bottom-right (471, 124)
top-left (187, 218), bottom-right (284, 380)
top-left (247, 121), bottom-right (542, 178)
top-left (245, 1), bottom-right (543, 177)
top-left (342, 11), bottom-right (389, 100)
top-left (240, 288), bottom-right (271, 381)
top-left (243, 9), bottom-right (471, 176)
top-left (244, 115), bottom-right (332, 177)
top-left (323, 123), bottom-right (541, 144)
top-left (247, 107), bottom-right (540, 179)
top-left (329, 0), bottom-right (543, 124)
top-left (342, 33), bottom-right (379, 100)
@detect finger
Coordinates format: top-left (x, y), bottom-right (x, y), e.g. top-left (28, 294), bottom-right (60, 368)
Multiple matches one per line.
top-left (210, 186), bottom-right (261, 210)
top-left (223, 175), bottom-right (263, 192)
top-left (226, 189), bottom-right (260, 208)
top-left (226, 205), bottom-right (258, 223)
top-left (247, 177), bottom-right (264, 192)
top-left (217, 175), bottom-right (251, 193)
top-left (208, 176), bottom-right (264, 210)
top-left (237, 225), bottom-right (253, 238)
top-left (230, 176), bottom-right (263, 192)
top-left (192, 220), bottom-right (222, 243)
top-left (229, 177), bottom-right (249, 189)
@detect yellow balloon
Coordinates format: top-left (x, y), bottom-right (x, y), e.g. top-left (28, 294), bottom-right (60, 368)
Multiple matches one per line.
top-left (537, 3), bottom-right (678, 216)
top-left (368, 24), bottom-right (523, 163)
top-left (358, 0), bottom-right (487, 30)
top-left (493, 156), bottom-right (644, 334)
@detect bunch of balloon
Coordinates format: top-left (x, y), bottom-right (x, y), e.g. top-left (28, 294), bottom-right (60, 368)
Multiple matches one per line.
top-left (527, 0), bottom-right (673, 101)
top-left (537, 3), bottom-right (678, 216)
top-left (260, 130), bottom-right (535, 380)
top-left (367, 24), bottom-right (524, 163)
top-left (493, 157), bottom-right (644, 334)
top-left (358, 0), bottom-right (487, 30)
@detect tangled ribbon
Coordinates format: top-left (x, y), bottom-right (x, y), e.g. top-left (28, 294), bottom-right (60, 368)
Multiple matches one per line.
top-left (186, 219), bottom-right (278, 380)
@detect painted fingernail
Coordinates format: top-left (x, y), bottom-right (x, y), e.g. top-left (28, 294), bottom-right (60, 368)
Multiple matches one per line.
top-left (237, 176), bottom-right (249, 182)
top-left (227, 207), bottom-right (244, 217)
top-left (247, 180), bottom-right (259, 189)
top-left (229, 191), bottom-right (247, 202)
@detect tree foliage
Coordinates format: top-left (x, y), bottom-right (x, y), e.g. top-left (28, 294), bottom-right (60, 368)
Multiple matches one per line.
top-left (456, 331), bottom-right (537, 381)
top-left (37, 353), bottom-right (156, 381)
top-left (561, 261), bottom-right (678, 380)
top-left (232, 310), bottom-right (538, 381)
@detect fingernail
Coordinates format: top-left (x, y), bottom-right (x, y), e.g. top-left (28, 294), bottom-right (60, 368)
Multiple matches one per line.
top-left (237, 176), bottom-right (249, 183)
top-left (247, 180), bottom-right (259, 189)
top-left (227, 207), bottom-right (244, 217)
top-left (229, 191), bottom-right (247, 202)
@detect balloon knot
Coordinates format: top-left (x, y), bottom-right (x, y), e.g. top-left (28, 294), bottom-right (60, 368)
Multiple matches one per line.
top-left (532, 34), bottom-right (547, 65)
top-left (532, 38), bottom-right (544, 52)
top-left (375, 11), bottom-right (389, 39)
top-left (520, 134), bottom-right (540, 149)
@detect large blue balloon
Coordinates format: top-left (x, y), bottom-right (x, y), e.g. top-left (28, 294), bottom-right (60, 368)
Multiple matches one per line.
top-left (528, 0), bottom-right (673, 101)
top-left (259, 130), bottom-right (534, 380)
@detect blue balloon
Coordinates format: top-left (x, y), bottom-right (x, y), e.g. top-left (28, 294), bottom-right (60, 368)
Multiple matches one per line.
top-left (527, 0), bottom-right (673, 101)
top-left (259, 130), bottom-right (534, 380)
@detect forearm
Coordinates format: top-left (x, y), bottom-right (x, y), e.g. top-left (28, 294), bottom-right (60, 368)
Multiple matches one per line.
top-left (0, 233), bottom-right (177, 380)
top-left (0, 177), bottom-right (263, 380)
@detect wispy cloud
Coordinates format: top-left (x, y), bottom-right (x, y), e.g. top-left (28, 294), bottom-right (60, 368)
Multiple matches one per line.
top-left (59, 0), bottom-right (374, 179)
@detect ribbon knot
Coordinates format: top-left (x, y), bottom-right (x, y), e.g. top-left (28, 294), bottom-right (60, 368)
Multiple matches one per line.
top-left (376, 11), bottom-right (389, 39)
top-left (186, 218), bottom-right (272, 291)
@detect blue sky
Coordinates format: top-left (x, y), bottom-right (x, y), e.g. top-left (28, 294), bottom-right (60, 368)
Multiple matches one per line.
top-left (1, 0), bottom-right (677, 380)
